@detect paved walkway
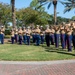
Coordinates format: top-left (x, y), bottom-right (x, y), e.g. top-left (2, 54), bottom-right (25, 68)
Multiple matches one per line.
top-left (0, 60), bottom-right (75, 75)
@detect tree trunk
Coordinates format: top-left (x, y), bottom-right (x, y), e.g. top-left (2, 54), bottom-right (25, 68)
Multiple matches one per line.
top-left (54, 4), bottom-right (57, 25)
top-left (53, 0), bottom-right (57, 25)
top-left (11, 0), bottom-right (16, 28)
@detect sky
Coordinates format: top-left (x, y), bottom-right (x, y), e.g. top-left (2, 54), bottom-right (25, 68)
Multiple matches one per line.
top-left (0, 0), bottom-right (75, 19)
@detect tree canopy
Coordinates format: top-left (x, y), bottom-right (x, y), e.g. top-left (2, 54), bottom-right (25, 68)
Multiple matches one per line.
top-left (0, 2), bottom-right (11, 27)
top-left (0, 1), bottom-right (72, 28)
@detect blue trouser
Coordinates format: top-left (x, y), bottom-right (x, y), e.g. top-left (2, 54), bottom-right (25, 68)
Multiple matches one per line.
top-left (45, 34), bottom-right (50, 47)
top-left (0, 34), bottom-right (1, 44)
top-left (40, 35), bottom-right (44, 44)
top-left (32, 34), bottom-right (36, 43)
top-left (1, 34), bottom-right (4, 44)
top-left (66, 35), bottom-right (72, 52)
top-left (61, 34), bottom-right (66, 49)
top-left (19, 35), bottom-right (22, 44)
top-left (72, 34), bottom-right (75, 49)
top-left (0, 34), bottom-right (4, 44)
top-left (65, 34), bottom-right (67, 48)
top-left (55, 34), bottom-right (60, 48)
top-left (11, 36), bottom-right (14, 44)
top-left (50, 34), bottom-right (54, 45)
top-left (27, 36), bottom-right (30, 45)
top-left (23, 35), bottom-right (27, 44)
top-left (14, 34), bottom-right (18, 43)
top-left (36, 34), bottom-right (41, 46)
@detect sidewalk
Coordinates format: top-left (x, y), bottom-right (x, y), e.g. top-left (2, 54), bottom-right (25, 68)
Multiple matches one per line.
top-left (0, 60), bottom-right (75, 75)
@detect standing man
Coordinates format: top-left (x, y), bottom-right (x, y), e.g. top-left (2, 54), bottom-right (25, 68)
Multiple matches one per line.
top-left (11, 29), bottom-right (15, 44)
top-left (55, 27), bottom-right (60, 48)
top-left (72, 28), bottom-right (75, 50)
top-left (50, 27), bottom-right (55, 45)
top-left (0, 27), bottom-right (1, 44)
top-left (40, 26), bottom-right (44, 44)
top-left (45, 25), bottom-right (51, 47)
top-left (35, 25), bottom-right (41, 46)
top-left (26, 26), bottom-right (31, 45)
top-left (32, 28), bottom-right (36, 43)
top-left (23, 27), bottom-right (27, 44)
top-left (18, 27), bottom-right (23, 45)
top-left (60, 28), bottom-right (66, 49)
top-left (1, 26), bottom-right (5, 44)
top-left (66, 28), bottom-right (72, 52)
top-left (14, 27), bottom-right (18, 43)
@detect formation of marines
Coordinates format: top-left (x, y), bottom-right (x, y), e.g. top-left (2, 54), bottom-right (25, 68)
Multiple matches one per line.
top-left (0, 21), bottom-right (75, 52)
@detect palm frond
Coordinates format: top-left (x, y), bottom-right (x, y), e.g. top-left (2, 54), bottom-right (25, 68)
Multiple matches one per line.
top-left (37, 2), bottom-right (48, 9)
top-left (47, 2), bottom-right (51, 9)
top-left (38, 0), bottom-right (53, 3)
top-left (64, 7), bottom-right (74, 13)
top-left (58, 0), bottom-right (64, 5)
top-left (63, 0), bottom-right (75, 13)
top-left (38, 0), bottom-right (47, 3)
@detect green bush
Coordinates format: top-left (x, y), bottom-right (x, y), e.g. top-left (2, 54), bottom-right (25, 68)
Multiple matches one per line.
top-left (4, 35), bottom-right (11, 38)
top-left (5, 29), bottom-right (11, 35)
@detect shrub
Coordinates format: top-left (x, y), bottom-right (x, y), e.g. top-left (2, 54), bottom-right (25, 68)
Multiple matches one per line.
top-left (5, 29), bottom-right (11, 35)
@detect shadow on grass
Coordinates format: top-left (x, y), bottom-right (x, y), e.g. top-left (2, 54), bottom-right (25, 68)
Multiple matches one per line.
top-left (41, 45), bottom-right (75, 56)
top-left (4, 42), bottom-right (75, 56)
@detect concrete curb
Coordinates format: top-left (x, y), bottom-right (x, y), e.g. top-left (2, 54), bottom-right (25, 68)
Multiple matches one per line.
top-left (0, 60), bottom-right (75, 65)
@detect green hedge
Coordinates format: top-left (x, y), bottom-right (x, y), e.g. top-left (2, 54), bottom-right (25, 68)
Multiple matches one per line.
top-left (5, 29), bottom-right (11, 35)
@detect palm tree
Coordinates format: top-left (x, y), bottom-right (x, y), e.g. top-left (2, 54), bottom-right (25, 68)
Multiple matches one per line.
top-left (11, 0), bottom-right (16, 28)
top-left (63, 0), bottom-right (75, 13)
top-left (38, 0), bottom-right (63, 25)
top-left (30, 0), bottom-right (45, 12)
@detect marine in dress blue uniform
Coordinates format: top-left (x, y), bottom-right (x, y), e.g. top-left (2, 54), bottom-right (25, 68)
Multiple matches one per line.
top-left (14, 27), bottom-right (18, 43)
top-left (60, 28), bottom-right (66, 49)
top-left (40, 26), bottom-right (44, 44)
top-left (0, 28), bottom-right (1, 44)
top-left (0, 26), bottom-right (5, 44)
top-left (40, 31), bottom-right (44, 44)
top-left (26, 27), bottom-right (31, 45)
top-left (23, 27), bottom-right (27, 44)
top-left (66, 28), bottom-right (72, 52)
top-left (35, 25), bottom-right (41, 46)
top-left (50, 28), bottom-right (55, 45)
top-left (18, 27), bottom-right (23, 44)
top-left (11, 29), bottom-right (15, 44)
top-left (72, 28), bottom-right (75, 49)
top-left (32, 29), bottom-right (36, 43)
top-left (45, 25), bottom-right (51, 47)
top-left (55, 27), bottom-right (60, 48)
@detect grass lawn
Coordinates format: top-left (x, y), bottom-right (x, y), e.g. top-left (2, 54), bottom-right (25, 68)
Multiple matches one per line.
top-left (0, 43), bottom-right (75, 61)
